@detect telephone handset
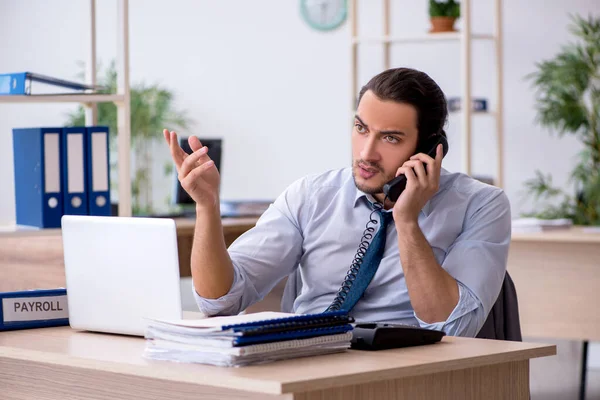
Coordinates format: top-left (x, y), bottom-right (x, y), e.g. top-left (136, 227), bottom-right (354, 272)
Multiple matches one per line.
top-left (382, 135), bottom-right (449, 202)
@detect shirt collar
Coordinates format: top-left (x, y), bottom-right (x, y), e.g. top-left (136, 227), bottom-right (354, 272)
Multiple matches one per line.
top-left (352, 168), bottom-right (450, 216)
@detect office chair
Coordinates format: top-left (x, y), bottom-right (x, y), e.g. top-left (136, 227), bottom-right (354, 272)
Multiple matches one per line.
top-left (475, 272), bottom-right (523, 341)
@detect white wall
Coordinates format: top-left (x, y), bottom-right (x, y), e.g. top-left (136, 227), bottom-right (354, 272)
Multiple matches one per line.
top-left (0, 0), bottom-right (597, 225)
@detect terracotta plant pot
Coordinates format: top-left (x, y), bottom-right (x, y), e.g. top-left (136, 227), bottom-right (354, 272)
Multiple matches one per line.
top-left (429, 16), bottom-right (457, 33)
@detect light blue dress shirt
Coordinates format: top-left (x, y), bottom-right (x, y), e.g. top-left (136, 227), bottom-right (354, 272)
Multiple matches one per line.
top-left (194, 167), bottom-right (511, 337)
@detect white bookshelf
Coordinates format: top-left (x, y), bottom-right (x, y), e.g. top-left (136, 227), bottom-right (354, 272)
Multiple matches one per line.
top-left (3, 0), bottom-right (132, 217)
top-left (0, 94), bottom-right (126, 104)
top-left (350, 0), bottom-right (504, 188)
top-left (352, 32), bottom-right (495, 44)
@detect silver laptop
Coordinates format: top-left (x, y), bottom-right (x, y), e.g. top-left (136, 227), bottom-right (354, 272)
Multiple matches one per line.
top-left (61, 215), bottom-right (183, 336)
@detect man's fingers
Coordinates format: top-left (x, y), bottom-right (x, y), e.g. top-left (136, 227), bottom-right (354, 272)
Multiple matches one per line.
top-left (410, 153), bottom-right (435, 167)
top-left (179, 146), bottom-right (209, 179)
top-left (181, 159), bottom-right (216, 192)
top-left (409, 152), bottom-right (440, 187)
top-left (188, 136), bottom-right (211, 166)
top-left (169, 131), bottom-right (188, 171)
top-left (163, 128), bottom-right (170, 145)
top-left (188, 135), bottom-right (203, 152)
top-left (403, 160), bottom-right (427, 187)
top-left (397, 166), bottom-right (416, 183)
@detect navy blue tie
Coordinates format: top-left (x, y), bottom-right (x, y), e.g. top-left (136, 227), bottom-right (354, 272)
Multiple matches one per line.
top-left (326, 209), bottom-right (394, 313)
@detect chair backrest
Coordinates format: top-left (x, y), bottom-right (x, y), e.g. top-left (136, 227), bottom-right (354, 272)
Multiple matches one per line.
top-left (281, 270), bottom-right (522, 341)
top-left (476, 272), bottom-right (523, 341)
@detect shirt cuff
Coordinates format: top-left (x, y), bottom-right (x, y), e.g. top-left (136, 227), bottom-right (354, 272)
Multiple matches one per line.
top-left (414, 280), bottom-right (480, 332)
top-left (192, 263), bottom-right (246, 317)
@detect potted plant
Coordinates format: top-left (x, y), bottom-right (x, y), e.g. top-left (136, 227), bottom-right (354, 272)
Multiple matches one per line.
top-left (66, 61), bottom-right (192, 216)
top-left (523, 15), bottom-right (600, 227)
top-left (429, 0), bottom-right (460, 33)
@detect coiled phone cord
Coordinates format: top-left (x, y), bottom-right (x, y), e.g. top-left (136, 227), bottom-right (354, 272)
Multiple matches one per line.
top-left (326, 196), bottom-right (389, 312)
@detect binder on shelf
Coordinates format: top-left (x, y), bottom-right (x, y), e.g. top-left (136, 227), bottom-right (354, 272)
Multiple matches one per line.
top-left (12, 127), bottom-right (64, 228)
top-left (86, 126), bottom-right (111, 216)
top-left (62, 127), bottom-right (88, 216)
top-left (0, 288), bottom-right (69, 331)
top-left (447, 97), bottom-right (488, 112)
top-left (0, 72), bottom-right (104, 95)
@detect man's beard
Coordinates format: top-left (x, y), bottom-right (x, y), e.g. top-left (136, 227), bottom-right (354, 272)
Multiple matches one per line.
top-left (352, 160), bottom-right (393, 195)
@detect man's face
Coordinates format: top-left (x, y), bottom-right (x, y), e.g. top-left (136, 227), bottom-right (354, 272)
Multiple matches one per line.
top-left (351, 90), bottom-right (419, 197)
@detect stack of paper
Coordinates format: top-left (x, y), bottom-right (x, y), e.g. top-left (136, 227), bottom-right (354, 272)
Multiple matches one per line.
top-left (143, 311), bottom-right (354, 367)
top-left (511, 218), bottom-right (573, 233)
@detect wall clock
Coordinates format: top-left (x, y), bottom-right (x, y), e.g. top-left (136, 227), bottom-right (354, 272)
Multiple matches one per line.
top-left (300, 0), bottom-right (347, 31)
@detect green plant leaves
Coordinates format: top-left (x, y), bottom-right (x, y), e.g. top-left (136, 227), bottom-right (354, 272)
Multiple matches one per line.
top-left (429, 0), bottom-right (460, 18)
top-left (523, 14), bottom-right (600, 226)
top-left (65, 61), bottom-right (192, 215)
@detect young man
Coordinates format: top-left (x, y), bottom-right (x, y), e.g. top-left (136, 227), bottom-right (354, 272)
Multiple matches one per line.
top-left (164, 68), bottom-right (511, 337)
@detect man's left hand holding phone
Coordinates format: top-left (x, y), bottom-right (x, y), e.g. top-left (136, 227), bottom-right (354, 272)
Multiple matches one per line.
top-left (391, 143), bottom-right (444, 225)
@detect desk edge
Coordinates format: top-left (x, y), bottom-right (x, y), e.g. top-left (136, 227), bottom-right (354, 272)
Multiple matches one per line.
top-left (0, 346), bottom-right (284, 395)
top-left (0, 340), bottom-right (556, 395)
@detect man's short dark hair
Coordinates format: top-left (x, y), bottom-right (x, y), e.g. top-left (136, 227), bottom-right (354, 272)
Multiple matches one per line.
top-left (357, 68), bottom-right (449, 152)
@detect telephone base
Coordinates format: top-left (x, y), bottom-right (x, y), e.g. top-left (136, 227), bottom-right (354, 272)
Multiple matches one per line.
top-left (350, 323), bottom-right (445, 351)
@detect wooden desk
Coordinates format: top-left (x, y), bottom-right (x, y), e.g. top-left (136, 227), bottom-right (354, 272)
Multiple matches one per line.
top-left (0, 217), bottom-right (258, 292)
top-left (508, 227), bottom-right (600, 341)
top-left (0, 327), bottom-right (555, 400)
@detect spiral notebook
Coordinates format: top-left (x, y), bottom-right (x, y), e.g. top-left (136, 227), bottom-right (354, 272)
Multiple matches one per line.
top-left (145, 311), bottom-right (354, 346)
